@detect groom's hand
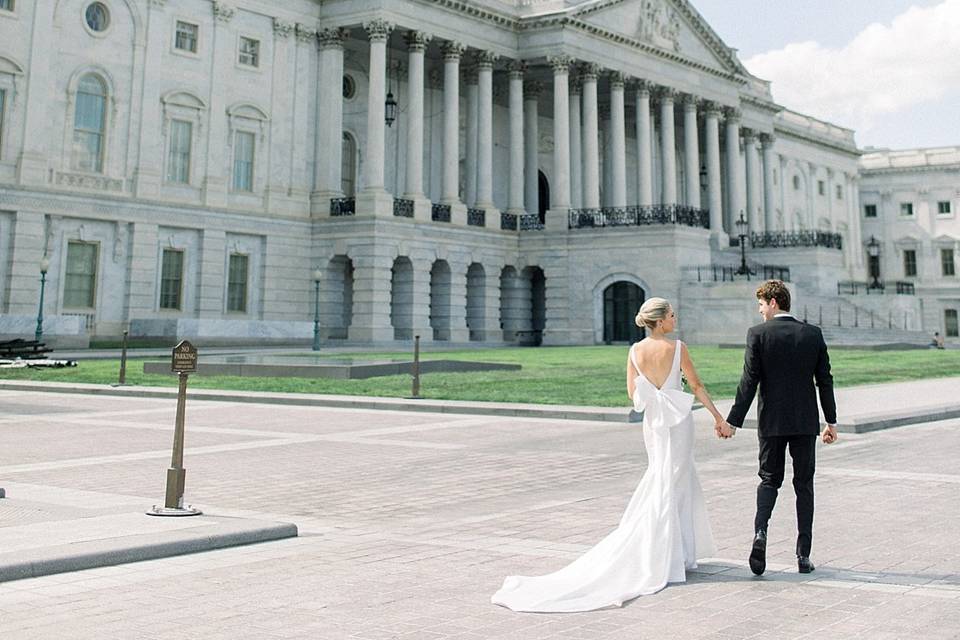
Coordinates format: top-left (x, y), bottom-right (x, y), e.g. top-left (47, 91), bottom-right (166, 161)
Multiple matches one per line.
top-left (716, 421), bottom-right (735, 439)
top-left (821, 424), bottom-right (838, 444)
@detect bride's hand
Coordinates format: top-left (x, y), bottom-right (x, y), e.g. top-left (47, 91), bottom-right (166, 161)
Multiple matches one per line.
top-left (714, 419), bottom-right (735, 439)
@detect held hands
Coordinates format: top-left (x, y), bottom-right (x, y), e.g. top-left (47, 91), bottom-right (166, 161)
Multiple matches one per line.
top-left (714, 419), bottom-right (736, 440)
top-left (821, 424), bottom-right (839, 444)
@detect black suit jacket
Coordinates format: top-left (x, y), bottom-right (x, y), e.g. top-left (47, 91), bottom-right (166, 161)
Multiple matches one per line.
top-left (727, 316), bottom-right (837, 436)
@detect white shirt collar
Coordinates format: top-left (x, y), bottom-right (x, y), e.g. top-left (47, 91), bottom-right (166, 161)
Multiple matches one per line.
top-left (774, 312), bottom-right (796, 319)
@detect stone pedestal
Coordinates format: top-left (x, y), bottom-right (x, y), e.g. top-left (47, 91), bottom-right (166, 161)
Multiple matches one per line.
top-left (356, 190), bottom-right (394, 218)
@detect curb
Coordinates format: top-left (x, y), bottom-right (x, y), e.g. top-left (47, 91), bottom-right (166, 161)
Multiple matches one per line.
top-left (0, 517), bottom-right (298, 583)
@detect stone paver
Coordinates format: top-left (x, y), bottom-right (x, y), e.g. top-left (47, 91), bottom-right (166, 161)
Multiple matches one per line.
top-left (0, 387), bottom-right (958, 639)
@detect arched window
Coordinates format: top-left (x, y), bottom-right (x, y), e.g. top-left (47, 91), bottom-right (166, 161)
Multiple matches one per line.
top-left (72, 74), bottom-right (107, 173)
top-left (341, 132), bottom-right (356, 197)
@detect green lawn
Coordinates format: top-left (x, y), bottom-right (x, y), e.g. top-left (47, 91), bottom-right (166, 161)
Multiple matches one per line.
top-left (2, 346), bottom-right (957, 407)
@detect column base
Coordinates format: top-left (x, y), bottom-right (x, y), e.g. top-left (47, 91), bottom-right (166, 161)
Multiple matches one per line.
top-left (444, 202), bottom-right (468, 226)
top-left (545, 207), bottom-right (569, 232)
top-left (356, 189), bottom-right (394, 217)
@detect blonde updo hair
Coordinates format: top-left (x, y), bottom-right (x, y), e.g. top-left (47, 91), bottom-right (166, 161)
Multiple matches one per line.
top-left (635, 297), bottom-right (672, 330)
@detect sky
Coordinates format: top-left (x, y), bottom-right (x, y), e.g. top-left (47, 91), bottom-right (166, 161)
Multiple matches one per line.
top-left (690, 0), bottom-right (960, 150)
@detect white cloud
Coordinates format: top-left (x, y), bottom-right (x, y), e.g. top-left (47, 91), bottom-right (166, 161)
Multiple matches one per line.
top-left (743, 0), bottom-right (960, 141)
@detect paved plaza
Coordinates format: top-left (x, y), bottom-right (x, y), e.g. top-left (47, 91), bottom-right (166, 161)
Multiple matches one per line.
top-left (0, 386), bottom-right (958, 639)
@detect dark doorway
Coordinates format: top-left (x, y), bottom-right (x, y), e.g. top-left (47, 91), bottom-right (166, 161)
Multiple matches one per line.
top-left (538, 170), bottom-right (550, 224)
top-left (603, 282), bottom-right (645, 343)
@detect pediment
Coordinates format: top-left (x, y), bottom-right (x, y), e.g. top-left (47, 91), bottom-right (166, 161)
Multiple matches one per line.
top-left (161, 90), bottom-right (206, 110)
top-left (0, 55), bottom-right (25, 76)
top-left (227, 103), bottom-right (269, 121)
top-left (571, 0), bottom-right (746, 76)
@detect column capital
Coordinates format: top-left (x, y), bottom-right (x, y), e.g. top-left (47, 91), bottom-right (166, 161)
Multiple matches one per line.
top-left (363, 18), bottom-right (394, 42)
top-left (464, 64), bottom-right (479, 85)
top-left (296, 24), bottom-right (318, 43)
top-left (507, 59), bottom-right (528, 78)
top-left (682, 93), bottom-right (700, 111)
top-left (741, 127), bottom-right (757, 142)
top-left (441, 40), bottom-right (466, 61)
top-left (404, 30), bottom-right (432, 52)
top-left (579, 61), bottom-right (602, 80)
top-left (428, 68), bottom-right (443, 89)
top-left (474, 50), bottom-right (499, 69)
top-left (272, 18), bottom-right (294, 38)
top-left (632, 78), bottom-right (654, 96)
top-left (702, 100), bottom-right (723, 117)
top-left (723, 106), bottom-right (742, 121)
top-left (548, 55), bottom-right (575, 74)
top-left (759, 132), bottom-right (776, 146)
top-left (212, 1), bottom-right (235, 23)
top-left (656, 86), bottom-right (677, 102)
top-left (608, 70), bottom-right (627, 88)
top-left (569, 76), bottom-right (582, 95)
top-left (317, 27), bottom-right (348, 48)
top-left (523, 79), bottom-right (543, 100)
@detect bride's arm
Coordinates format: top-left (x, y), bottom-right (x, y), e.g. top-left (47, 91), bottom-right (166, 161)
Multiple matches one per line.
top-left (626, 347), bottom-right (638, 401)
top-left (679, 342), bottom-right (725, 426)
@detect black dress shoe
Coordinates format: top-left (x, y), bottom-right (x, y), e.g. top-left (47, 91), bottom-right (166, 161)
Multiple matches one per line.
top-left (798, 556), bottom-right (815, 574)
top-left (749, 531), bottom-right (767, 576)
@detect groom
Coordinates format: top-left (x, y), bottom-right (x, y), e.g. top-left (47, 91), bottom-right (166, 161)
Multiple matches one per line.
top-left (726, 280), bottom-right (838, 575)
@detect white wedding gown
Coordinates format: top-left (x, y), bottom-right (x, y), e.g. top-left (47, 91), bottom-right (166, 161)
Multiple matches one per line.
top-left (491, 340), bottom-right (716, 612)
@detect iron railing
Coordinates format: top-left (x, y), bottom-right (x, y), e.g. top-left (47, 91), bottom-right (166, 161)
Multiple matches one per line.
top-left (467, 208), bottom-right (486, 227)
top-left (393, 198), bottom-right (414, 218)
top-left (687, 264), bottom-right (791, 283)
top-left (519, 213), bottom-right (544, 231)
top-left (750, 230), bottom-right (843, 250)
top-left (431, 203), bottom-right (451, 223)
top-left (568, 205), bottom-right (710, 229)
top-left (501, 212), bottom-right (518, 231)
top-left (837, 280), bottom-right (916, 295)
top-left (330, 197), bottom-right (356, 216)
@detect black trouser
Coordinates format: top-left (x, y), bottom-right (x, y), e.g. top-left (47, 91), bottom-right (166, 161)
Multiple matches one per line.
top-left (755, 434), bottom-right (817, 557)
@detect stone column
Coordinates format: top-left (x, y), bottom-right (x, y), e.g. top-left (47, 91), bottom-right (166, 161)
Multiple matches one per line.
top-left (265, 19), bottom-right (294, 209)
top-left (779, 155), bottom-right (789, 230)
top-left (403, 31), bottom-right (432, 221)
top-left (635, 80), bottom-right (653, 206)
top-left (580, 63), bottom-right (601, 210)
top-left (609, 72), bottom-right (627, 208)
top-left (523, 80), bottom-right (541, 217)
top-left (761, 133), bottom-right (776, 232)
top-left (703, 102), bottom-right (724, 239)
top-left (441, 41), bottom-right (468, 223)
top-left (475, 51), bottom-right (498, 211)
top-left (507, 61), bottom-right (526, 215)
top-left (202, 2), bottom-right (237, 207)
top-left (743, 128), bottom-right (760, 232)
top-left (547, 55), bottom-right (573, 229)
top-left (447, 260), bottom-right (470, 342)
top-left (724, 107), bottom-right (742, 233)
top-left (483, 266), bottom-right (502, 343)
top-left (314, 27), bottom-right (348, 215)
top-left (16, 2), bottom-right (56, 184)
top-left (348, 252), bottom-right (395, 342)
top-left (358, 19), bottom-right (394, 216)
top-left (464, 66), bottom-right (479, 206)
top-left (132, 0), bottom-right (168, 198)
top-left (682, 94), bottom-right (700, 209)
top-left (849, 173), bottom-right (864, 268)
top-left (569, 77), bottom-right (582, 209)
top-left (659, 88), bottom-right (677, 205)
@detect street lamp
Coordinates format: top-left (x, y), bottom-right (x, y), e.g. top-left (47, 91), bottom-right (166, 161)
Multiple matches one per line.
top-left (867, 235), bottom-right (882, 289)
top-left (312, 267), bottom-right (323, 351)
top-left (35, 255), bottom-right (50, 342)
top-left (735, 210), bottom-right (750, 275)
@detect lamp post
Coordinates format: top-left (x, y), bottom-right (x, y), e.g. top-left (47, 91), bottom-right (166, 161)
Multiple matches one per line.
top-left (312, 267), bottom-right (323, 351)
top-left (35, 255), bottom-right (50, 342)
top-left (867, 235), bottom-right (882, 289)
top-left (735, 210), bottom-right (750, 275)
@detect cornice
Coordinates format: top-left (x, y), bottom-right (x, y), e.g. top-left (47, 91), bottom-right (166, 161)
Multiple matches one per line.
top-left (860, 164), bottom-right (960, 176)
top-left (774, 123), bottom-right (861, 158)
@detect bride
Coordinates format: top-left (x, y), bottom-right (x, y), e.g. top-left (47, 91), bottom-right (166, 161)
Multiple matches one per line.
top-left (491, 297), bottom-right (735, 613)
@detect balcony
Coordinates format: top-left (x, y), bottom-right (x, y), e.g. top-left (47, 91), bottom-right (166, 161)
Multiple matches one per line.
top-left (837, 280), bottom-right (915, 295)
top-left (750, 230), bottom-right (843, 250)
top-left (568, 205), bottom-right (709, 230)
top-left (685, 264), bottom-right (791, 283)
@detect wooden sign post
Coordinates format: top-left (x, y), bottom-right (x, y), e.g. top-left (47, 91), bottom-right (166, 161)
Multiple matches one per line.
top-left (148, 340), bottom-right (202, 516)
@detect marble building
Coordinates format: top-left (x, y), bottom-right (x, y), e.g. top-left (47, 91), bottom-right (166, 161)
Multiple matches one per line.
top-left (0, 0), bottom-right (926, 347)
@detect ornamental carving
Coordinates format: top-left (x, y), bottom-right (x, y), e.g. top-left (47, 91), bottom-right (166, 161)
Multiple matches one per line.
top-left (637, 0), bottom-right (682, 52)
top-left (547, 55), bottom-right (574, 74)
top-left (296, 24), bottom-right (318, 43)
top-left (317, 27), bottom-right (348, 48)
top-left (55, 171), bottom-right (125, 193)
top-left (507, 60), bottom-right (527, 78)
top-left (272, 19), bottom-right (294, 39)
top-left (634, 79), bottom-right (654, 96)
top-left (523, 79), bottom-right (543, 100)
top-left (608, 70), bottom-right (627, 87)
top-left (579, 62), bottom-right (602, 80)
top-left (404, 31), bottom-right (431, 52)
top-left (363, 19), bottom-right (394, 42)
top-left (474, 50), bottom-right (498, 69)
top-left (441, 41), bottom-right (466, 61)
top-left (212, 2), bottom-right (235, 23)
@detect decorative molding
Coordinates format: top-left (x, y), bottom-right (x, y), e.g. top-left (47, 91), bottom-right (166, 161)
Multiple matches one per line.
top-left (146, 0), bottom-right (167, 8)
top-left (212, 2), bottom-right (235, 23)
top-left (441, 40), bottom-right (466, 61)
top-left (636, 0), bottom-right (681, 52)
top-left (316, 27), bottom-right (347, 48)
top-left (507, 59), bottom-right (527, 78)
top-left (579, 61), bottom-right (602, 80)
top-left (296, 24), bottom-right (319, 43)
top-left (363, 19), bottom-right (394, 42)
top-left (702, 100), bottom-right (722, 116)
top-left (608, 70), bottom-right (627, 87)
top-left (723, 106), bottom-right (742, 121)
top-left (633, 78), bottom-right (654, 96)
top-left (474, 50), bottom-right (498, 69)
top-left (55, 172), bottom-right (125, 193)
top-left (272, 19), bottom-right (294, 39)
top-left (741, 127), bottom-right (757, 142)
top-left (548, 55), bottom-right (575, 74)
top-left (682, 93), bottom-right (699, 110)
top-left (656, 86), bottom-right (677, 102)
top-left (404, 30), bottom-right (431, 52)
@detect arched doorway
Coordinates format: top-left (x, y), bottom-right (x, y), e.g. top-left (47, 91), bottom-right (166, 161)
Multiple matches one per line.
top-left (327, 255), bottom-right (354, 340)
top-left (429, 260), bottom-right (451, 341)
top-left (603, 281), bottom-right (645, 343)
top-left (537, 170), bottom-right (550, 224)
top-left (390, 257), bottom-right (413, 340)
top-left (466, 263), bottom-right (485, 342)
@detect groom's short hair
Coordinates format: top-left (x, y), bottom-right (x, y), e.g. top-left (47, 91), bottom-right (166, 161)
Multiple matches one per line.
top-left (756, 280), bottom-right (791, 311)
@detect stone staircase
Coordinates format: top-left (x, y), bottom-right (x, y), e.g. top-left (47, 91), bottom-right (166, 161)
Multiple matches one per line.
top-left (794, 290), bottom-right (931, 348)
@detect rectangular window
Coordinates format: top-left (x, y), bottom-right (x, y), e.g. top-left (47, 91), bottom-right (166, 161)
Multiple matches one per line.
top-left (159, 249), bottom-right (184, 310)
top-left (864, 204), bottom-right (877, 218)
top-left (938, 201), bottom-right (952, 215)
top-left (175, 21), bottom-right (199, 53)
top-left (227, 253), bottom-right (249, 312)
top-left (166, 119), bottom-right (192, 184)
top-left (64, 241), bottom-right (98, 308)
top-left (238, 37), bottom-right (260, 67)
top-left (817, 180), bottom-right (825, 196)
top-left (900, 202), bottom-right (914, 216)
top-left (903, 249), bottom-right (917, 277)
top-left (233, 131), bottom-right (255, 191)
top-left (0, 0), bottom-right (13, 11)
top-left (942, 249), bottom-right (956, 277)
top-left (946, 309), bottom-right (959, 338)
top-left (836, 185), bottom-right (843, 200)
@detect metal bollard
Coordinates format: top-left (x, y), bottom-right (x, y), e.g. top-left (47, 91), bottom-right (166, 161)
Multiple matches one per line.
top-left (118, 328), bottom-right (129, 385)
top-left (410, 335), bottom-right (421, 399)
